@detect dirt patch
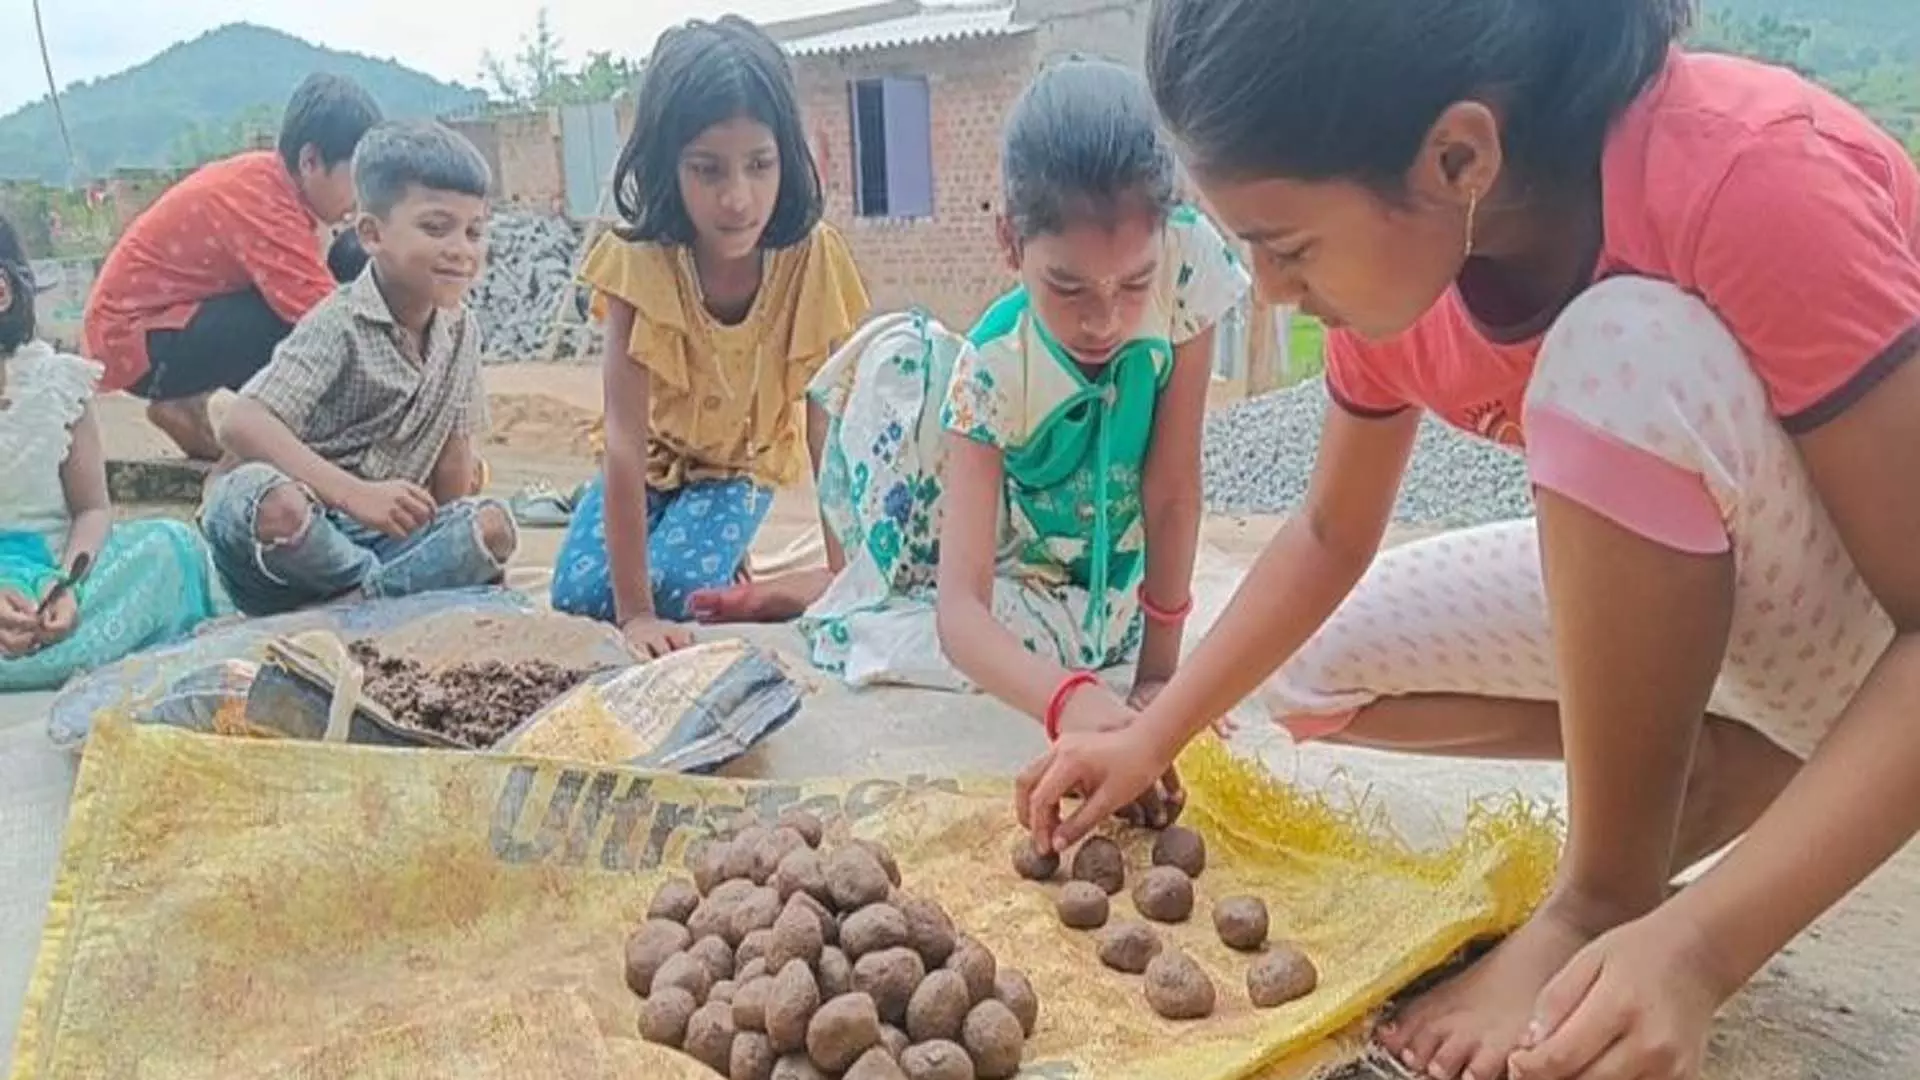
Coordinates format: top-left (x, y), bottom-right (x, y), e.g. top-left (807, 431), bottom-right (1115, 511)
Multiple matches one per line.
top-left (365, 609), bottom-right (631, 670)
top-left (346, 640), bottom-right (592, 748)
top-left (482, 392), bottom-right (603, 459)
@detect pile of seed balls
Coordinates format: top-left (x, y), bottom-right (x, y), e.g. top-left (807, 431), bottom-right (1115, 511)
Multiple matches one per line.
top-left (1015, 824), bottom-right (1320, 1020)
top-left (626, 809), bottom-right (1039, 1080)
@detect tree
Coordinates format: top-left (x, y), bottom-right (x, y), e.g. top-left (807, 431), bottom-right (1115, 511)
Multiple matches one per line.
top-left (481, 8), bottom-right (567, 107)
top-left (570, 51), bottom-right (640, 104)
top-left (480, 9), bottom-right (638, 111)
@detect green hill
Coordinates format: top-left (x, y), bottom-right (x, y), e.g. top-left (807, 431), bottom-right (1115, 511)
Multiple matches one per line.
top-left (1698, 0), bottom-right (1920, 145)
top-left (1707, 0), bottom-right (1920, 65)
top-left (0, 23), bottom-right (483, 185)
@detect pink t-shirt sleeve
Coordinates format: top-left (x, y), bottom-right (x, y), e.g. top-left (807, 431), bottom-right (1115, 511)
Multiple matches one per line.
top-left (1690, 125), bottom-right (1920, 432)
top-left (1323, 328), bottom-right (1412, 417)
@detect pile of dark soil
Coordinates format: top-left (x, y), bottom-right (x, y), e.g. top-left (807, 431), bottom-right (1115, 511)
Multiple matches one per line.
top-left (346, 640), bottom-right (593, 748)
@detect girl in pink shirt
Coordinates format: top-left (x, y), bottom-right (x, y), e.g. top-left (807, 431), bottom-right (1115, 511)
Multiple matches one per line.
top-left (1016, 1), bottom-right (1920, 1077)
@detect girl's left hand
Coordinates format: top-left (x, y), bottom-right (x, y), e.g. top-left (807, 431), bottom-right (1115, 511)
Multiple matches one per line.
top-left (1507, 910), bottom-right (1728, 1079)
top-left (37, 590), bottom-right (78, 647)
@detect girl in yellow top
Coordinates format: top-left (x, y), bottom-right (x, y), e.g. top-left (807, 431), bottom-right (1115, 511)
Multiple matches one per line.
top-left (550, 16), bottom-right (870, 656)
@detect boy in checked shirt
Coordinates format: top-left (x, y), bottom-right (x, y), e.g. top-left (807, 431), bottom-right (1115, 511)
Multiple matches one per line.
top-left (201, 121), bottom-right (516, 615)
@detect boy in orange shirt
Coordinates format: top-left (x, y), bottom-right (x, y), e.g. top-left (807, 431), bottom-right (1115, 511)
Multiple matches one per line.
top-left (84, 74), bottom-right (380, 459)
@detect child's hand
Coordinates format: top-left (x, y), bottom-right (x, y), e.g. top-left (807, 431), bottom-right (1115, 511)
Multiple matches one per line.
top-left (621, 614), bottom-right (695, 659)
top-left (37, 589), bottom-right (78, 647)
top-left (341, 479), bottom-right (437, 539)
top-left (1063, 681), bottom-right (1185, 828)
top-left (1055, 681), bottom-right (1135, 737)
top-left (1506, 909), bottom-right (1726, 1079)
top-left (1016, 721), bottom-right (1182, 854)
top-left (0, 590), bottom-right (36, 657)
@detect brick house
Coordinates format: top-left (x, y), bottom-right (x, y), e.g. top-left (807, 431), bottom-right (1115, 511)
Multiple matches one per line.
top-left (773, 1), bottom-right (1152, 323)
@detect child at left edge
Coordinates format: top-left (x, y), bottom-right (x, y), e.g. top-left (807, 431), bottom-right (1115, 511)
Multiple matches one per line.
top-left (548, 16), bottom-right (871, 658)
top-left (202, 121), bottom-right (517, 615)
top-left (0, 213), bottom-right (225, 691)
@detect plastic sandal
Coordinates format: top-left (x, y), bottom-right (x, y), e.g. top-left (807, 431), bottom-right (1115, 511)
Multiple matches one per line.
top-left (508, 482), bottom-right (575, 528)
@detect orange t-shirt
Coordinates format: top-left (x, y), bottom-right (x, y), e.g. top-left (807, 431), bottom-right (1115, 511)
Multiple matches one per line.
top-left (1327, 50), bottom-right (1920, 441)
top-left (84, 152), bottom-right (336, 392)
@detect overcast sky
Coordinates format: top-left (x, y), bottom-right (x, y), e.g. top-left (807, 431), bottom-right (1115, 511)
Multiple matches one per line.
top-left (1, 0), bottom-right (862, 116)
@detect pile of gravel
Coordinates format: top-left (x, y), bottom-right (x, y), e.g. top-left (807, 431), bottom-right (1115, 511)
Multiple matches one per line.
top-left (472, 210), bottom-right (599, 363)
top-left (1201, 378), bottom-right (1534, 528)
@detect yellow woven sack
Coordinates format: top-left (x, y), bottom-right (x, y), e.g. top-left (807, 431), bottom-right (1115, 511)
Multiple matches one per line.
top-left (10, 717), bottom-right (1556, 1079)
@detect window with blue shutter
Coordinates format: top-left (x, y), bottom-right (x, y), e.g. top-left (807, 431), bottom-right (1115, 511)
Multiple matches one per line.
top-left (849, 76), bottom-right (935, 219)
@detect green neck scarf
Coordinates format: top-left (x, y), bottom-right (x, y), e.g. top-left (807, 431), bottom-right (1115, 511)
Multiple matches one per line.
top-left (980, 291), bottom-right (1170, 653)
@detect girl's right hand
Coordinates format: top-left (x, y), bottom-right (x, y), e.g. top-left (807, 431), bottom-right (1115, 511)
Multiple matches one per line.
top-left (621, 614), bottom-right (695, 659)
top-left (1022, 709), bottom-right (1186, 851)
top-left (0, 591), bottom-right (38, 658)
top-left (1053, 685), bottom-right (1186, 830)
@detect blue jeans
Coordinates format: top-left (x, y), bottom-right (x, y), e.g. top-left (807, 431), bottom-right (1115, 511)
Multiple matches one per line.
top-left (550, 474), bottom-right (771, 622)
top-left (202, 462), bottom-right (511, 616)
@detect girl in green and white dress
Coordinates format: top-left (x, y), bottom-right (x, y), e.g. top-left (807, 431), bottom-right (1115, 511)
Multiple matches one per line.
top-left (795, 59), bottom-right (1249, 780)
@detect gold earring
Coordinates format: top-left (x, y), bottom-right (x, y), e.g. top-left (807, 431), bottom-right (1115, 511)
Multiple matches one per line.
top-left (1463, 189), bottom-right (1480, 260)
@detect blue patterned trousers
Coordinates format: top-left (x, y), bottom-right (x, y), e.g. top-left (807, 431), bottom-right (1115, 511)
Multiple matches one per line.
top-left (549, 474), bottom-right (772, 622)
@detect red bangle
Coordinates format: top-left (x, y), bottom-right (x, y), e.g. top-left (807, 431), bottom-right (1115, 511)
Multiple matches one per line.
top-left (1044, 671), bottom-right (1100, 742)
top-left (1138, 586), bottom-right (1193, 626)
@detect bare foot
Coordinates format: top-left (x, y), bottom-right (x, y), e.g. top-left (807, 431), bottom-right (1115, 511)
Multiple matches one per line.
top-left (146, 396), bottom-right (223, 461)
top-left (1374, 897), bottom-right (1617, 1079)
top-left (686, 568), bottom-right (833, 624)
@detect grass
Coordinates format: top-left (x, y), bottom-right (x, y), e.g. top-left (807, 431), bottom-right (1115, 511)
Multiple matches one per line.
top-left (1285, 312), bottom-right (1328, 385)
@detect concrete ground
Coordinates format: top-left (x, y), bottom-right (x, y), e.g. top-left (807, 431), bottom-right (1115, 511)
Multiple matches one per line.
top-left (2, 367), bottom-right (1914, 1075)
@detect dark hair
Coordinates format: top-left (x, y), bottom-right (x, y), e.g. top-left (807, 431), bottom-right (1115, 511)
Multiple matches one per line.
top-left (353, 120), bottom-right (492, 216)
top-left (1148, 0), bottom-right (1693, 188)
top-left (327, 228), bottom-right (370, 282)
top-left (0, 214), bottom-right (33, 355)
top-left (611, 15), bottom-right (821, 248)
top-left (279, 73), bottom-right (383, 176)
top-left (1002, 57), bottom-right (1179, 238)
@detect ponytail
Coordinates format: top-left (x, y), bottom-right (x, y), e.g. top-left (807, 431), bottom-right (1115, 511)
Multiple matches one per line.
top-left (1002, 57), bottom-right (1178, 239)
